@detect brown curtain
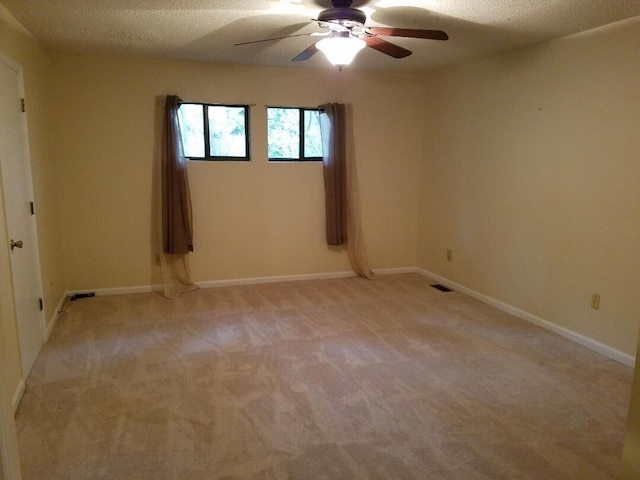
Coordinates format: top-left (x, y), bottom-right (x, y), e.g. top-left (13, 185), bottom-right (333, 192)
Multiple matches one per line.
top-left (320, 103), bottom-right (347, 245)
top-left (320, 103), bottom-right (375, 280)
top-left (162, 95), bottom-right (193, 255)
top-left (156, 95), bottom-right (198, 298)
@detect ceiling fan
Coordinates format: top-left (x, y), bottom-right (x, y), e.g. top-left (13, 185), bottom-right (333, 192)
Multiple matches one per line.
top-left (235, 0), bottom-right (448, 68)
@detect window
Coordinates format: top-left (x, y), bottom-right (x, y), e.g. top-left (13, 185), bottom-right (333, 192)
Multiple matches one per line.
top-left (178, 103), bottom-right (250, 161)
top-left (267, 107), bottom-right (323, 161)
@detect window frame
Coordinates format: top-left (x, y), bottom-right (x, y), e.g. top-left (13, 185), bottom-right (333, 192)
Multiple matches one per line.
top-left (179, 102), bottom-right (251, 162)
top-left (267, 106), bottom-right (323, 162)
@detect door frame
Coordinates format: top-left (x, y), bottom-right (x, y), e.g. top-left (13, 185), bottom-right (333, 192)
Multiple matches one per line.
top-left (0, 377), bottom-right (21, 480)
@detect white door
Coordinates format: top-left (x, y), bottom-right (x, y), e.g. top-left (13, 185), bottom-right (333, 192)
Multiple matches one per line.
top-left (0, 54), bottom-right (45, 378)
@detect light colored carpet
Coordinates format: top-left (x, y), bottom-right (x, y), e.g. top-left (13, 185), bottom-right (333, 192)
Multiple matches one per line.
top-left (15, 274), bottom-right (632, 479)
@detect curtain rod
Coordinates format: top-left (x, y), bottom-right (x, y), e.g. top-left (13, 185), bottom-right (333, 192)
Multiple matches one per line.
top-left (177, 100), bottom-right (256, 107)
top-left (174, 100), bottom-right (325, 110)
top-left (264, 105), bottom-right (325, 110)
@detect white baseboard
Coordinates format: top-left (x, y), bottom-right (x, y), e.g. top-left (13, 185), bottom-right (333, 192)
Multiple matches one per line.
top-left (11, 378), bottom-right (24, 413)
top-left (65, 285), bottom-right (157, 298)
top-left (196, 270), bottom-right (357, 289)
top-left (44, 293), bottom-right (68, 342)
top-left (417, 268), bottom-right (635, 367)
top-left (68, 273), bottom-right (355, 298)
top-left (373, 267), bottom-right (418, 275)
top-left (69, 267), bottom-right (418, 298)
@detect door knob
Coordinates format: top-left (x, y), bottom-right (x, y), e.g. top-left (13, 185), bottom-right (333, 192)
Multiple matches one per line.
top-left (10, 239), bottom-right (23, 251)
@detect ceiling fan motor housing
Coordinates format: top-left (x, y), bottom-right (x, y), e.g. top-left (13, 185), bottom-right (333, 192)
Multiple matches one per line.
top-left (318, 8), bottom-right (367, 28)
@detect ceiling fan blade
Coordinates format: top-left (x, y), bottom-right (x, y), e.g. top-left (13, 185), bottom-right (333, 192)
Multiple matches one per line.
top-left (367, 27), bottom-right (449, 41)
top-left (292, 43), bottom-right (319, 62)
top-left (363, 36), bottom-right (412, 59)
top-left (234, 33), bottom-right (316, 47)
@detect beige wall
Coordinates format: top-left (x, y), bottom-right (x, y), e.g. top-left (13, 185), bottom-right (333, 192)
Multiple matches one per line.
top-left (419, 17), bottom-right (640, 356)
top-left (49, 55), bottom-right (425, 290)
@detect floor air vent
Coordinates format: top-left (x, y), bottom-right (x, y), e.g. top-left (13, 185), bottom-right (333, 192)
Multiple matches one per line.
top-left (431, 284), bottom-right (453, 292)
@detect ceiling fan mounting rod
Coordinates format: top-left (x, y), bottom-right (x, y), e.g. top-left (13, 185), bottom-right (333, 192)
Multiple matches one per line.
top-left (331, 0), bottom-right (354, 8)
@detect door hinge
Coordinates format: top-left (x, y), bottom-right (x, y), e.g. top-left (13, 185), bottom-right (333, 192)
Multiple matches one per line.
top-left (30, 201), bottom-right (35, 215)
top-left (38, 298), bottom-right (43, 311)
top-left (21, 98), bottom-right (25, 113)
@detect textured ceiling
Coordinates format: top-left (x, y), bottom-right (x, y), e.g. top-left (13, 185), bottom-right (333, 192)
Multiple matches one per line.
top-left (4, 0), bottom-right (640, 72)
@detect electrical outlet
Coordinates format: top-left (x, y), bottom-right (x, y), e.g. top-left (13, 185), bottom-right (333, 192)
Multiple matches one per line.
top-left (590, 293), bottom-right (600, 310)
top-left (446, 249), bottom-right (453, 261)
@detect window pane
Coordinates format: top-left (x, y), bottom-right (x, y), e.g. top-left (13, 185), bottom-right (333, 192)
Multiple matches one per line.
top-left (268, 108), bottom-right (299, 159)
top-left (304, 110), bottom-right (322, 158)
top-left (208, 106), bottom-right (247, 157)
top-left (178, 104), bottom-right (204, 157)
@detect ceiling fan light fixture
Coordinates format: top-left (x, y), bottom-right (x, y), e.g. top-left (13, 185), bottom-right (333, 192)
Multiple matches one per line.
top-left (316, 34), bottom-right (366, 67)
